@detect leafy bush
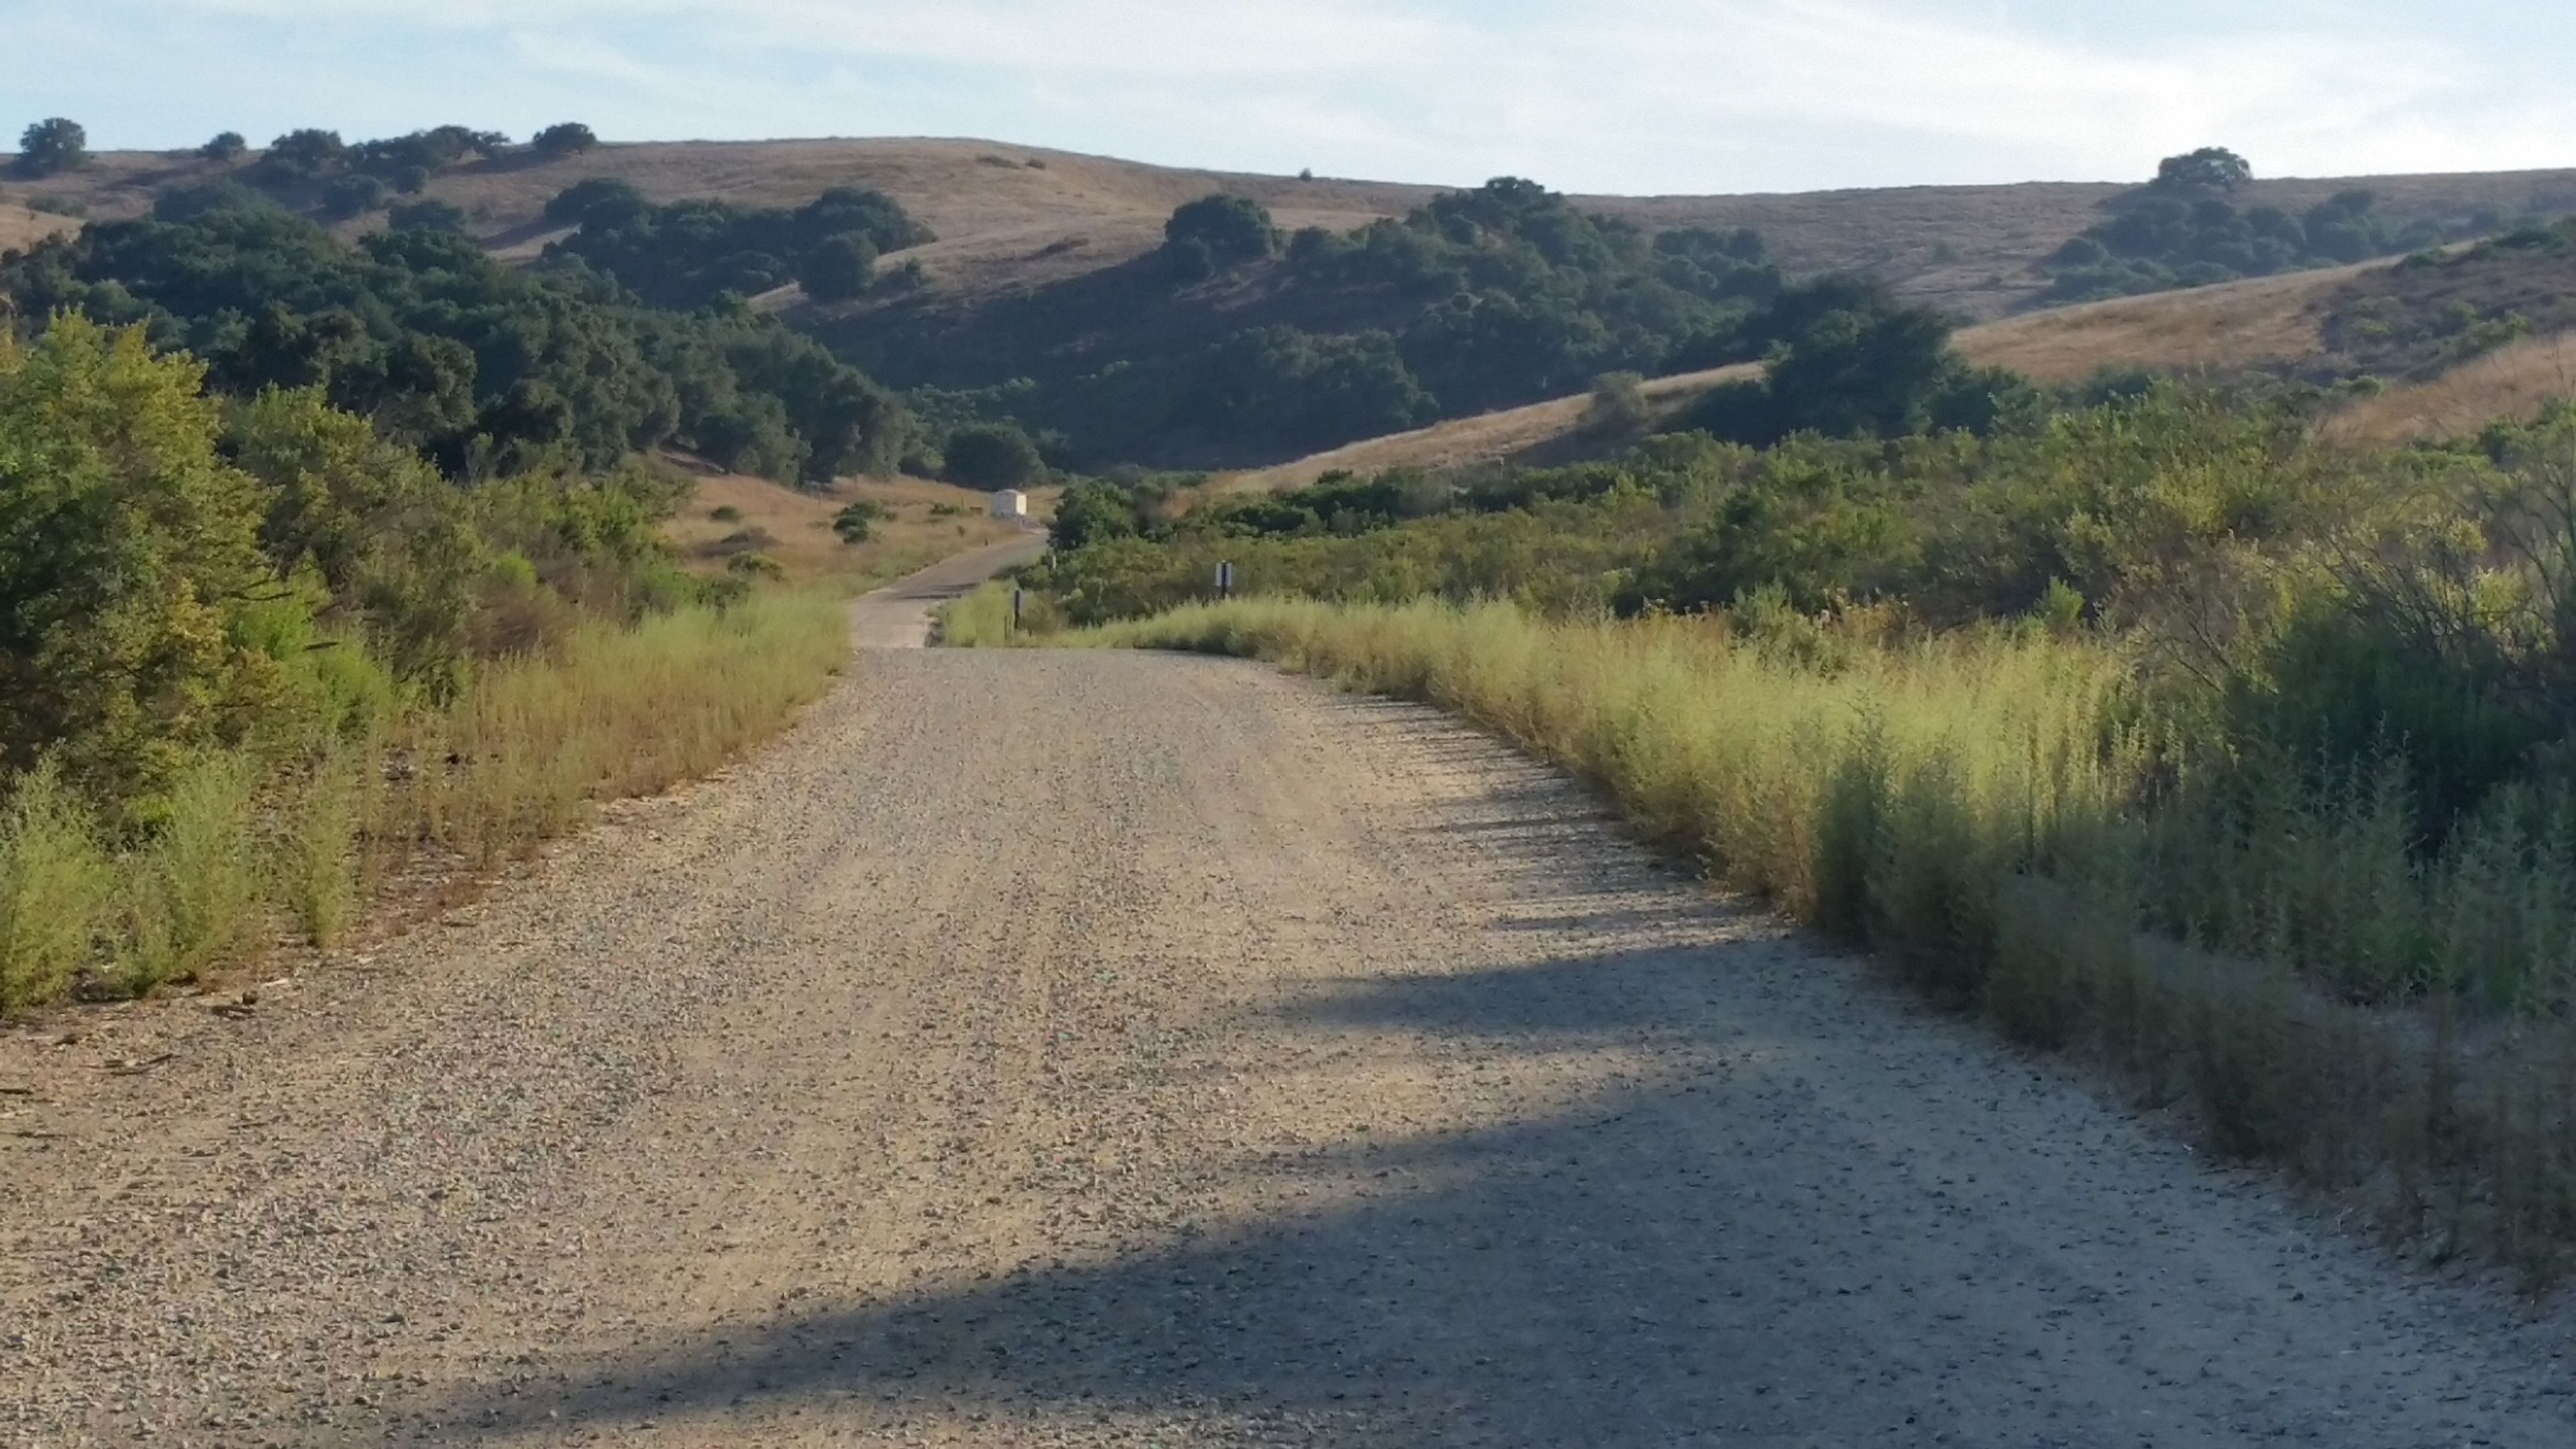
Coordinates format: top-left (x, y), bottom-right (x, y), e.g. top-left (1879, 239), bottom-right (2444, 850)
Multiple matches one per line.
top-left (1581, 372), bottom-right (1652, 437)
top-left (199, 131), bottom-right (248, 163)
top-left (832, 498), bottom-right (885, 542)
top-left (0, 320), bottom-right (284, 802)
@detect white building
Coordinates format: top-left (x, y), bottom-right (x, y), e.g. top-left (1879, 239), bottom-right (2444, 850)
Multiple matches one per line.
top-left (989, 489), bottom-right (1028, 521)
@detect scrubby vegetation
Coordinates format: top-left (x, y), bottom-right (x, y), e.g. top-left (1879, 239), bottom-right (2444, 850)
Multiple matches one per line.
top-left (0, 317), bottom-right (846, 1014)
top-left (959, 385), bottom-right (2576, 1281)
top-left (2314, 219), bottom-right (2576, 384)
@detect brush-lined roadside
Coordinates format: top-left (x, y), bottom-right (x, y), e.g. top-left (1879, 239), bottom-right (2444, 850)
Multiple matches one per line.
top-left (0, 317), bottom-right (861, 1016)
top-left (0, 591), bottom-right (847, 1013)
top-left (951, 592), bottom-right (2576, 1286)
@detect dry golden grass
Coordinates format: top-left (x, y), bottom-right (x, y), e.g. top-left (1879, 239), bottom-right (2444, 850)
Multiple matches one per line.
top-left (1952, 264), bottom-right (2367, 382)
top-left (1012, 596), bottom-right (2576, 1283)
top-left (0, 590), bottom-right (850, 1012)
top-left (0, 199), bottom-right (77, 255)
top-left (1218, 254), bottom-right (2571, 494)
top-left (1216, 364), bottom-right (1760, 494)
top-left (23, 141), bottom-right (2576, 317)
top-left (2326, 331), bottom-right (2576, 444)
top-left (657, 458), bottom-right (1027, 586)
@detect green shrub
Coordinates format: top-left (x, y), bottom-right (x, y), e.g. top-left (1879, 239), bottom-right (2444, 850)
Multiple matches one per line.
top-left (0, 319), bottom-right (287, 807)
top-left (0, 763), bottom-right (109, 1012)
top-left (276, 746), bottom-right (364, 949)
top-left (114, 752), bottom-right (259, 994)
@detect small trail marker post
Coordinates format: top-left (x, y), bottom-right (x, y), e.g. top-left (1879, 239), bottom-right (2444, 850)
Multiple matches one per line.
top-left (1216, 561), bottom-right (1234, 600)
top-left (1011, 586), bottom-right (1024, 636)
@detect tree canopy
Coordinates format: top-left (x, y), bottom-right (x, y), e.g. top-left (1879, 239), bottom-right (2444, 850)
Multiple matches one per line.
top-left (830, 176), bottom-right (1782, 468)
top-left (545, 184), bottom-right (933, 310)
top-left (2152, 146), bottom-right (2253, 192)
top-left (2039, 184), bottom-right (2463, 303)
top-left (942, 423), bottom-right (1045, 490)
top-left (1162, 195), bottom-right (1279, 279)
top-left (531, 123), bottom-right (600, 157)
top-left (15, 118), bottom-right (87, 177)
top-left (0, 204), bottom-right (912, 486)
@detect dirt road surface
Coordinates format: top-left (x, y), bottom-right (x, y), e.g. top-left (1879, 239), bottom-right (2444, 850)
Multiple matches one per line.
top-left (5, 561), bottom-right (2573, 1444)
top-left (849, 532), bottom-right (1047, 648)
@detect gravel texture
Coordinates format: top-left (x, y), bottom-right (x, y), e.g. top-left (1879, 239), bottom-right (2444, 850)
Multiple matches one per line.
top-left (3, 560), bottom-right (2573, 1446)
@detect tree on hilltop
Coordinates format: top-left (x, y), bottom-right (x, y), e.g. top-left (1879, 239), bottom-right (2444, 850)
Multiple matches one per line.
top-left (16, 118), bottom-right (88, 176)
top-left (199, 131), bottom-right (248, 163)
top-left (531, 123), bottom-right (600, 158)
top-left (2152, 146), bottom-right (2252, 192)
top-left (266, 128), bottom-right (347, 178)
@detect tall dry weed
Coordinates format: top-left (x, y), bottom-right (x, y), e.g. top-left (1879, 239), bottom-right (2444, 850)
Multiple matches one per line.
top-left (1062, 596), bottom-right (2576, 1283)
top-left (0, 762), bottom-right (111, 1012)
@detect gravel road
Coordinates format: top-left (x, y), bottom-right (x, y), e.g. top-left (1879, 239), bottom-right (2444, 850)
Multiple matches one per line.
top-left (4, 559), bottom-right (2573, 1446)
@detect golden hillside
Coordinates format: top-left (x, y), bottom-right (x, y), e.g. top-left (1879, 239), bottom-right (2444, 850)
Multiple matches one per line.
top-left (1222, 251), bottom-right (2576, 489)
top-left (0, 199), bottom-right (78, 255)
top-left (14, 139), bottom-right (2576, 318)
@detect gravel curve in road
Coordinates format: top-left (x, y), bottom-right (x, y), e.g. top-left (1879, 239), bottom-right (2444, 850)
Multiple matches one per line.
top-left (5, 598), bottom-right (2574, 1446)
top-left (849, 532), bottom-right (1046, 648)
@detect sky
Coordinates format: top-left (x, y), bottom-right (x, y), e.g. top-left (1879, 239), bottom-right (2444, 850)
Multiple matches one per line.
top-left (9, 0), bottom-right (2574, 195)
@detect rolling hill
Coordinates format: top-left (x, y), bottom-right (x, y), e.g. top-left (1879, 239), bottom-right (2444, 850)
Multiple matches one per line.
top-left (11, 138), bottom-right (2576, 319)
top-left (0, 199), bottom-right (77, 255)
top-left (1222, 233), bottom-right (2576, 490)
top-left (9, 137), bottom-right (2575, 477)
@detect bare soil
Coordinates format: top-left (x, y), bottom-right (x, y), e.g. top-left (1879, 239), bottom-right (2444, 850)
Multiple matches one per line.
top-left (4, 552), bottom-right (2571, 1444)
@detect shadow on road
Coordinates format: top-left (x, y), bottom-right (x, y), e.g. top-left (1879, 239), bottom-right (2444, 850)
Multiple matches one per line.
top-left (406, 924), bottom-right (1986, 1446)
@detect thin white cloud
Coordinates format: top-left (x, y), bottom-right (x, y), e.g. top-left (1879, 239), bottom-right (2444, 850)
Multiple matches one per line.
top-left (36, 0), bottom-right (2576, 191)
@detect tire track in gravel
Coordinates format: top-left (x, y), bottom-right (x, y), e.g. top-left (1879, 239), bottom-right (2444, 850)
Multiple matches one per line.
top-left (5, 594), bottom-right (2575, 1446)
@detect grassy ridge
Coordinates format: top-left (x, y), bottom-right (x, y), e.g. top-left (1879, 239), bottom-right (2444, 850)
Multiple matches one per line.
top-left (963, 592), bottom-right (2576, 1284)
top-left (0, 591), bottom-right (846, 1012)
